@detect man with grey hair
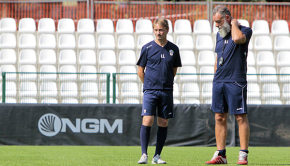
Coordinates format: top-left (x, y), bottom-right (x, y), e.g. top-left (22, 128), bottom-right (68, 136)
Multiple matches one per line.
top-left (206, 5), bottom-right (252, 165)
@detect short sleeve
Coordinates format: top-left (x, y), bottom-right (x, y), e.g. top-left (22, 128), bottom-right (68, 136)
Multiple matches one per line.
top-left (173, 47), bottom-right (182, 67)
top-left (241, 26), bottom-right (252, 43)
top-left (136, 46), bottom-right (147, 67)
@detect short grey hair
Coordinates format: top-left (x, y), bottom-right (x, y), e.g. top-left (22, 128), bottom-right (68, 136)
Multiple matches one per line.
top-left (153, 17), bottom-right (169, 30)
top-left (213, 5), bottom-right (231, 17)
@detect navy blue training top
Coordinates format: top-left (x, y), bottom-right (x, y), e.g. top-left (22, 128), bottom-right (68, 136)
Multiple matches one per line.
top-left (137, 40), bottom-right (182, 91)
top-left (214, 25), bottom-right (252, 83)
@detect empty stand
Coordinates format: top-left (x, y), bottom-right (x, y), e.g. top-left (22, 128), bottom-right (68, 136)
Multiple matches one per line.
top-left (252, 20), bottom-right (270, 35)
top-left (0, 18), bottom-right (17, 33)
top-left (57, 18), bottom-right (75, 33)
top-left (135, 19), bottom-right (153, 35)
top-left (96, 19), bottom-right (114, 34)
top-left (77, 19), bottom-right (94, 33)
top-left (38, 18), bottom-right (56, 33)
top-left (174, 19), bottom-right (192, 35)
top-left (78, 34), bottom-right (96, 49)
top-left (97, 34), bottom-right (115, 50)
top-left (175, 35), bottom-right (194, 50)
top-left (116, 19), bottom-right (134, 34)
top-left (195, 35), bottom-right (214, 51)
top-left (18, 18), bottom-right (36, 33)
top-left (180, 50), bottom-right (196, 66)
top-left (271, 20), bottom-right (289, 36)
top-left (117, 35), bottom-right (135, 50)
top-left (193, 19), bottom-right (211, 34)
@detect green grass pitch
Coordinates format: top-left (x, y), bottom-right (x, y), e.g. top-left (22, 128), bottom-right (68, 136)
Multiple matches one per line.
top-left (0, 146), bottom-right (289, 166)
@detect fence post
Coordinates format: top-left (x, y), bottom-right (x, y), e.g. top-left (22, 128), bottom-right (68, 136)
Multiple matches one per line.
top-left (2, 72), bottom-right (6, 103)
top-left (106, 73), bottom-right (110, 104)
top-left (112, 73), bottom-right (116, 104)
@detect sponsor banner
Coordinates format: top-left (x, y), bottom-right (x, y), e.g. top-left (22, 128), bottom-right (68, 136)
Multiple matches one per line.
top-left (0, 104), bottom-right (289, 146)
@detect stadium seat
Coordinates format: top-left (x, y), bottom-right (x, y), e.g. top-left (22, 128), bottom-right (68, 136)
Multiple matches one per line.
top-left (98, 50), bottom-right (116, 66)
top-left (252, 20), bottom-right (270, 35)
top-left (58, 34), bottom-right (76, 49)
top-left (256, 51), bottom-right (275, 67)
top-left (135, 19), bottom-right (153, 35)
top-left (20, 98), bottom-right (38, 104)
top-left (167, 34), bottom-right (174, 43)
top-left (247, 51), bottom-right (255, 66)
top-left (38, 18), bottom-right (56, 33)
top-left (97, 34), bottom-right (115, 50)
top-left (0, 65), bottom-right (16, 80)
top-left (248, 38), bottom-right (253, 50)
top-left (59, 65), bottom-right (77, 81)
top-left (19, 65), bottom-right (37, 81)
top-left (118, 66), bottom-right (138, 82)
top-left (197, 50), bottom-right (215, 66)
top-left (116, 19), bottom-right (134, 34)
top-left (247, 83), bottom-right (261, 99)
top-left (282, 84), bottom-right (290, 100)
top-left (37, 18), bottom-right (55, 33)
top-left (39, 81), bottom-right (58, 98)
top-left (81, 98), bottom-right (99, 104)
top-left (79, 65), bottom-right (98, 81)
top-left (77, 18), bottom-right (94, 33)
top-left (212, 22), bottom-right (218, 34)
top-left (237, 19), bottom-right (250, 27)
top-left (279, 67), bottom-right (290, 83)
top-left (18, 34), bottom-right (36, 49)
top-left (60, 82), bottom-right (78, 97)
top-left (276, 51), bottom-right (290, 68)
top-left (273, 36), bottom-right (290, 51)
top-left (5, 81), bottom-right (17, 97)
top-left (173, 83), bottom-right (180, 98)
top-left (19, 49), bottom-right (36, 65)
top-left (180, 50), bottom-right (196, 66)
top-left (174, 19), bottom-right (192, 35)
top-left (57, 18), bottom-right (75, 33)
top-left (193, 19), bottom-right (211, 35)
top-left (264, 99), bottom-right (283, 105)
top-left (175, 35), bottom-right (194, 50)
top-left (39, 49), bottom-right (57, 65)
top-left (79, 50), bottom-right (96, 65)
top-left (118, 50), bottom-right (136, 66)
top-left (261, 83), bottom-right (280, 100)
top-left (182, 98), bottom-right (200, 104)
top-left (0, 18), bottom-right (16, 33)
top-left (253, 35), bottom-right (272, 51)
top-left (271, 20), bottom-right (289, 36)
top-left (100, 81), bottom-right (118, 101)
top-left (259, 66), bottom-right (278, 83)
top-left (181, 82), bottom-right (200, 99)
top-left (136, 35), bottom-right (154, 50)
top-left (120, 82), bottom-right (140, 98)
top-left (38, 34), bottom-right (56, 49)
top-left (78, 34), bottom-right (96, 49)
top-left (121, 98), bottom-right (140, 104)
top-left (195, 35), bottom-right (214, 51)
top-left (59, 50), bottom-right (77, 65)
top-left (201, 83), bottom-right (213, 101)
top-left (5, 97), bottom-right (17, 103)
top-left (96, 19), bottom-right (114, 34)
top-left (179, 66), bottom-right (197, 82)
top-left (0, 33), bottom-right (16, 48)
top-left (19, 82), bottom-right (37, 97)
top-left (247, 66), bottom-right (258, 83)
top-left (247, 98), bottom-right (262, 105)
top-left (61, 98), bottom-right (79, 104)
top-left (117, 34), bottom-right (135, 50)
top-left (39, 65), bottom-right (57, 81)
top-left (199, 66), bottom-right (214, 83)
top-left (41, 98), bottom-right (58, 104)
top-left (80, 82), bottom-right (99, 98)
top-left (18, 18), bottom-right (36, 33)
top-left (99, 65), bottom-right (117, 82)
top-left (0, 49), bottom-right (16, 64)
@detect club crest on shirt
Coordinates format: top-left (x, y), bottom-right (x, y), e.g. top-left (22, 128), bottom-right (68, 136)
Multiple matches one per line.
top-left (169, 50), bottom-right (174, 56)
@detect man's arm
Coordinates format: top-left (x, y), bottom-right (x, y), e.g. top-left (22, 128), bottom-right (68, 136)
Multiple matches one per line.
top-left (137, 66), bottom-right (145, 83)
top-left (214, 56), bottom-right (217, 73)
top-left (231, 19), bottom-right (246, 44)
top-left (173, 67), bottom-right (178, 77)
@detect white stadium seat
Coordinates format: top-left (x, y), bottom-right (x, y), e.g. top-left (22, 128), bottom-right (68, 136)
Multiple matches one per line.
top-left (199, 66), bottom-right (214, 83)
top-left (98, 50), bottom-right (116, 66)
top-left (18, 33), bottom-right (36, 49)
top-left (97, 34), bottom-right (115, 50)
top-left (38, 34), bottom-right (56, 49)
top-left (39, 49), bottom-right (57, 65)
top-left (259, 67), bottom-right (278, 83)
top-left (271, 20), bottom-right (289, 36)
top-left (238, 19), bottom-right (250, 27)
top-left (174, 19), bottom-right (192, 35)
top-left (59, 65), bottom-right (77, 81)
top-left (0, 65), bottom-right (16, 80)
top-left (0, 33), bottom-right (16, 48)
top-left (0, 49), bottom-right (16, 64)
top-left (118, 66), bottom-right (138, 82)
top-left (19, 49), bottom-right (37, 65)
top-left (57, 18), bottom-right (75, 33)
top-left (60, 82), bottom-right (78, 97)
top-left (77, 19), bottom-right (94, 33)
top-left (279, 67), bottom-right (290, 83)
top-left (175, 35), bottom-right (194, 50)
top-left (197, 50), bottom-right (215, 66)
top-left (247, 66), bottom-right (258, 83)
top-left (256, 51), bottom-right (275, 67)
top-left (193, 19), bottom-right (211, 34)
top-left (116, 19), bottom-right (134, 34)
top-left (78, 34), bottom-right (96, 49)
top-left (18, 18), bottom-right (36, 33)
top-left (135, 19), bottom-right (153, 35)
top-left (58, 34), bottom-right (76, 49)
top-left (19, 82), bottom-right (37, 97)
top-left (118, 50), bottom-right (136, 66)
top-left (252, 20), bottom-right (269, 35)
top-left (136, 35), bottom-right (154, 50)
top-left (247, 51), bottom-right (255, 66)
top-left (276, 51), bottom-right (290, 67)
top-left (117, 35), bottom-right (135, 50)
top-left (96, 19), bottom-right (114, 34)
top-left (181, 82), bottom-right (200, 99)
top-left (0, 18), bottom-right (16, 32)
top-left (80, 82), bottom-right (99, 98)
top-left (38, 18), bottom-right (56, 33)
top-left (167, 19), bottom-right (173, 34)
top-left (254, 35), bottom-right (272, 51)
top-left (79, 66), bottom-right (98, 81)
top-left (79, 50), bottom-right (96, 65)
top-left (180, 50), bottom-right (196, 66)
top-left (39, 65), bottom-right (57, 81)
top-left (179, 66), bottom-right (197, 82)
top-left (273, 36), bottom-right (290, 51)
top-left (247, 83), bottom-right (261, 99)
top-left (19, 65), bottom-right (37, 81)
top-left (262, 83), bottom-right (280, 100)
top-left (59, 50), bottom-right (76, 65)
top-left (195, 35), bottom-right (214, 50)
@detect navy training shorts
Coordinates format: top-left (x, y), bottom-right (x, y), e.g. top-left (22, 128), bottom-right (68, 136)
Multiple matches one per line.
top-left (141, 90), bottom-right (174, 119)
top-left (211, 82), bottom-right (247, 115)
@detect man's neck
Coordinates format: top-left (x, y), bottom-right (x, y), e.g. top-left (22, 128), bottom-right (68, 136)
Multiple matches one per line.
top-left (155, 39), bottom-right (168, 47)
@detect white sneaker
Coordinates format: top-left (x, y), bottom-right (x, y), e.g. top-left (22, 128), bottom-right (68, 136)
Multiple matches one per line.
top-left (237, 151), bottom-right (248, 165)
top-left (138, 153), bottom-right (148, 164)
top-left (152, 154), bottom-right (166, 164)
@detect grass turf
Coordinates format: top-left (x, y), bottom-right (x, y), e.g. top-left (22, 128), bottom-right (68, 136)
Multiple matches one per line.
top-left (0, 146), bottom-right (289, 166)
